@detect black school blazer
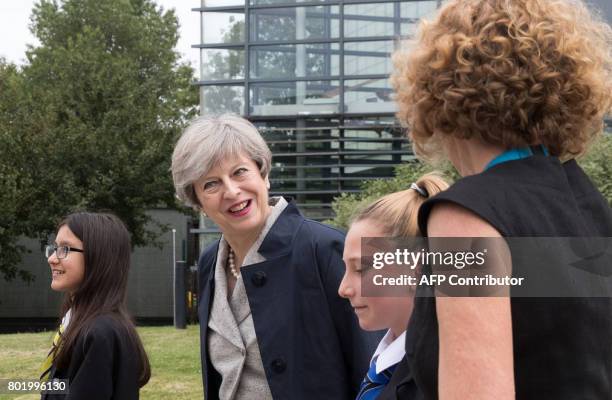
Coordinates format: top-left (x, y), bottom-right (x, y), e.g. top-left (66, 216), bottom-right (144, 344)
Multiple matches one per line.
top-left (41, 314), bottom-right (141, 400)
top-left (377, 356), bottom-right (423, 400)
top-left (197, 201), bottom-right (382, 400)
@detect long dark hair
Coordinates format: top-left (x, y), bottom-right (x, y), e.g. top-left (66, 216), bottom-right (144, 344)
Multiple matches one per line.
top-left (53, 212), bottom-right (150, 387)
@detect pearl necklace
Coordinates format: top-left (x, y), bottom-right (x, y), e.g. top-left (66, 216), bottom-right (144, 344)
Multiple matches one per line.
top-left (227, 247), bottom-right (240, 279)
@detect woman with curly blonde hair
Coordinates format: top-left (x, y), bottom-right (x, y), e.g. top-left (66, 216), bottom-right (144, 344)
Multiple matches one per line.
top-left (391, 0), bottom-right (612, 399)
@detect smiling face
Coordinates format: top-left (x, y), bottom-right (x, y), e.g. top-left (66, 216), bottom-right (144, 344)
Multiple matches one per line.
top-left (48, 225), bottom-right (85, 294)
top-left (194, 152), bottom-right (271, 241)
top-left (339, 219), bottom-right (414, 337)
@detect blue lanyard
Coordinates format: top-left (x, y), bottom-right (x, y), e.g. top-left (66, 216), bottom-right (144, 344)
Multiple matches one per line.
top-left (484, 145), bottom-right (549, 171)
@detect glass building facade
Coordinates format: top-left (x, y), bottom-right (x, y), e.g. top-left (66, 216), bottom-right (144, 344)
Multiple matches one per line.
top-left (195, 0), bottom-right (443, 220)
top-left (194, 0), bottom-right (611, 221)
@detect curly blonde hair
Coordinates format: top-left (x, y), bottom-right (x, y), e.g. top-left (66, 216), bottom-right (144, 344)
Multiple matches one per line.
top-left (392, 0), bottom-right (612, 160)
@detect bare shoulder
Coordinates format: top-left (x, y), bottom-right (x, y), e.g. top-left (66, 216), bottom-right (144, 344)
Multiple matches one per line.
top-left (428, 201), bottom-right (501, 237)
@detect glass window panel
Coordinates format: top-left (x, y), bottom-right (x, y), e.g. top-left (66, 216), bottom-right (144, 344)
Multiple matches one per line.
top-left (344, 40), bottom-right (394, 76)
top-left (343, 116), bottom-right (396, 128)
top-left (344, 165), bottom-right (397, 175)
top-left (342, 128), bottom-right (406, 151)
top-left (200, 85), bottom-right (245, 114)
top-left (250, 45), bottom-right (294, 79)
top-left (202, 0), bottom-right (244, 7)
top-left (202, 12), bottom-right (245, 44)
top-left (264, 130), bottom-right (338, 153)
top-left (344, 141), bottom-right (389, 151)
top-left (250, 0), bottom-right (328, 4)
top-left (250, 43), bottom-right (339, 79)
top-left (250, 80), bottom-right (340, 116)
top-left (344, 78), bottom-right (395, 114)
top-left (343, 153), bottom-right (396, 162)
top-left (201, 49), bottom-right (245, 80)
top-left (344, 3), bottom-right (395, 38)
top-left (250, 6), bottom-right (340, 42)
top-left (400, 1), bottom-right (438, 36)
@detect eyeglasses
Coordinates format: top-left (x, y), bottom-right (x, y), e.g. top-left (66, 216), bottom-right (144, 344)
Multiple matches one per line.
top-left (45, 245), bottom-right (84, 259)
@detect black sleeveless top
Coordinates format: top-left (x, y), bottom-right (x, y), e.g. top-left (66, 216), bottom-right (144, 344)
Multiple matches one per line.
top-left (407, 155), bottom-right (612, 399)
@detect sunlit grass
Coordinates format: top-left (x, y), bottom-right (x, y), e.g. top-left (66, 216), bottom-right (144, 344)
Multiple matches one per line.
top-left (0, 325), bottom-right (202, 400)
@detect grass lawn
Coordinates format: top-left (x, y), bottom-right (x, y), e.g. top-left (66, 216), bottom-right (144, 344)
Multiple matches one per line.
top-left (0, 325), bottom-right (202, 400)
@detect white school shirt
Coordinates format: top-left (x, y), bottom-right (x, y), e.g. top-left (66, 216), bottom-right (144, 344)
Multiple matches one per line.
top-left (370, 329), bottom-right (406, 374)
top-left (62, 309), bottom-right (72, 329)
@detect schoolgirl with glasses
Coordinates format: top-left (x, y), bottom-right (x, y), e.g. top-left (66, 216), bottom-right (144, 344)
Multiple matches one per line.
top-left (41, 212), bottom-right (150, 399)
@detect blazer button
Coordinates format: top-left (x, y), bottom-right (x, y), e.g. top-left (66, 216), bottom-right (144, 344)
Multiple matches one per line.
top-left (251, 271), bottom-right (267, 287)
top-left (271, 358), bottom-right (286, 374)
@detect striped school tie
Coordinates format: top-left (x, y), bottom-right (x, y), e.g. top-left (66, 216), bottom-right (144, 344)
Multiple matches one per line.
top-left (39, 323), bottom-right (65, 380)
top-left (356, 359), bottom-right (397, 400)
top-left (356, 358), bottom-right (397, 400)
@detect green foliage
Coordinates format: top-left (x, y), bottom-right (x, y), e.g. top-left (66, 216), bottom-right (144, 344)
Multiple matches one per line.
top-left (326, 161), bottom-right (459, 230)
top-left (0, 0), bottom-right (198, 281)
top-left (0, 60), bottom-right (32, 281)
top-left (328, 134), bottom-right (612, 230)
top-left (578, 134), bottom-right (612, 206)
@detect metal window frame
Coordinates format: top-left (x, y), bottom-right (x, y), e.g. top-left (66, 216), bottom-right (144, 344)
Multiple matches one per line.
top-left (193, 0), bottom-right (437, 11)
top-left (195, 72), bottom-right (389, 85)
top-left (193, 0), bottom-right (437, 220)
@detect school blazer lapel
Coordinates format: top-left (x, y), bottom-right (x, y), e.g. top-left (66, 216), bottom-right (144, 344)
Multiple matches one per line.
top-left (377, 356), bottom-right (421, 400)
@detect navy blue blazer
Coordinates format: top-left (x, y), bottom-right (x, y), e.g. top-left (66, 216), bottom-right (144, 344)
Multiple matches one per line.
top-left (377, 356), bottom-right (422, 400)
top-left (197, 201), bottom-right (382, 399)
top-left (41, 315), bottom-right (141, 400)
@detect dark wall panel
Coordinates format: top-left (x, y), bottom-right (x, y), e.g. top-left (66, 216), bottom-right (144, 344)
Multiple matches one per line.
top-left (0, 210), bottom-right (189, 320)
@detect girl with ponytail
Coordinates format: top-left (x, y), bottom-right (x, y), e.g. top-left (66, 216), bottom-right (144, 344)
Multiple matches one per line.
top-left (339, 174), bottom-right (448, 400)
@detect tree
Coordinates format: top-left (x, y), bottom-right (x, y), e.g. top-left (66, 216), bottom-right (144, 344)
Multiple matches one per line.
top-left (0, 59), bottom-right (32, 281)
top-left (579, 133), bottom-right (612, 206)
top-left (0, 0), bottom-right (198, 281)
top-left (327, 134), bottom-right (612, 230)
top-left (326, 161), bottom-right (459, 230)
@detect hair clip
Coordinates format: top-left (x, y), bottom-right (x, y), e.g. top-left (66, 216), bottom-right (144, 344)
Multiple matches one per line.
top-left (410, 182), bottom-right (428, 197)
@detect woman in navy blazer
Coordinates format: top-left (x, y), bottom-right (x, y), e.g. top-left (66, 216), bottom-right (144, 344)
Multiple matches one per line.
top-left (171, 114), bottom-right (380, 400)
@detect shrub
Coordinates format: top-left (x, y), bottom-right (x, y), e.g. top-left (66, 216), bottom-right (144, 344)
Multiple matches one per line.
top-left (328, 134), bottom-right (611, 229)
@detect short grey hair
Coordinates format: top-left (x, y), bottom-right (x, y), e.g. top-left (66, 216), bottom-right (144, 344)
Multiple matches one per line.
top-left (171, 114), bottom-right (272, 209)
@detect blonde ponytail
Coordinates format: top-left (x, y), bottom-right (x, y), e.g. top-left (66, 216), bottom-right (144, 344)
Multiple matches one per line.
top-left (351, 173), bottom-right (449, 237)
